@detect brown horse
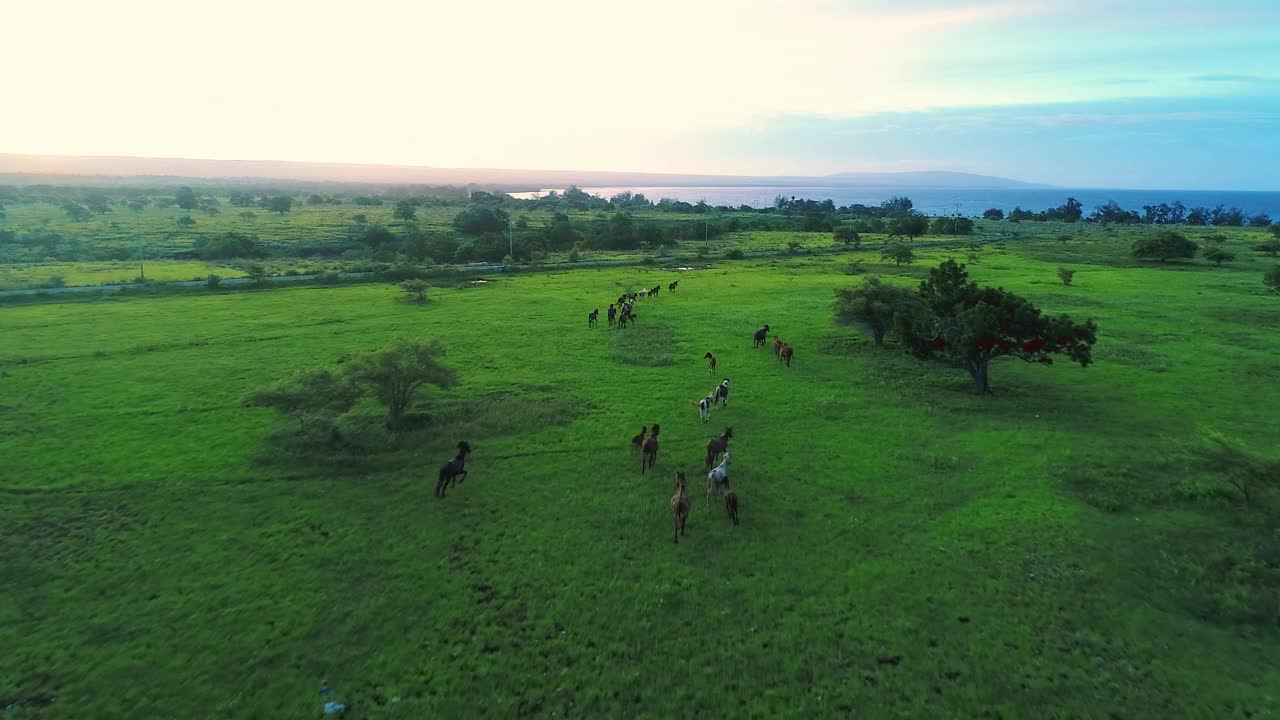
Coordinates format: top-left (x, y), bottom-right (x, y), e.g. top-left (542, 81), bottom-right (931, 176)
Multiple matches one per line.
top-left (671, 471), bottom-right (690, 543)
top-left (668, 280), bottom-right (678, 292)
top-left (781, 344), bottom-right (794, 367)
top-left (588, 309), bottom-right (599, 327)
top-left (704, 352), bottom-right (717, 374)
top-left (705, 426), bottom-right (733, 469)
top-left (631, 426), bottom-right (648, 455)
top-left (642, 428), bottom-right (659, 474)
top-left (724, 490), bottom-right (739, 525)
top-left (773, 336), bottom-right (784, 358)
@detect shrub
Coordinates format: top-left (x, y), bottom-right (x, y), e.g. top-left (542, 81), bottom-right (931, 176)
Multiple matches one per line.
top-left (724, 248), bottom-right (745, 260)
top-left (1264, 265), bottom-right (1280, 293)
top-left (845, 260), bottom-right (866, 275)
top-left (206, 274), bottom-right (222, 289)
top-left (1056, 234), bottom-right (1072, 244)
top-left (1058, 268), bottom-right (1075, 286)
top-left (1256, 239), bottom-right (1280, 257)
top-left (568, 249), bottom-right (580, 263)
top-left (1203, 247), bottom-right (1236, 266)
top-left (320, 271), bottom-right (342, 285)
top-left (880, 243), bottom-right (915, 266)
top-left (176, 215), bottom-right (197, 227)
top-left (399, 279), bottom-right (430, 302)
top-left (982, 208), bottom-right (1004, 221)
top-left (42, 275), bottom-right (66, 289)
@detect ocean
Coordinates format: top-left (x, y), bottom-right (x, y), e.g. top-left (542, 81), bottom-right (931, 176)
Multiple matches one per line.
top-left (509, 186), bottom-right (1280, 218)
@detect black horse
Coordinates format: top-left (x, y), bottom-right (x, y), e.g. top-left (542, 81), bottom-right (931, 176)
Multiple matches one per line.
top-left (753, 324), bottom-right (770, 348)
top-left (435, 441), bottom-right (473, 498)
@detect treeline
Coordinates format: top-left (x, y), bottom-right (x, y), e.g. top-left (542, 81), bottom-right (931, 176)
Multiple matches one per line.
top-left (983, 198), bottom-right (1272, 227)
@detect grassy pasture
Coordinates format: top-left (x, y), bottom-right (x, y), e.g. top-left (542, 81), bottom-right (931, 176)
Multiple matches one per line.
top-left (1, 232), bottom-right (1279, 718)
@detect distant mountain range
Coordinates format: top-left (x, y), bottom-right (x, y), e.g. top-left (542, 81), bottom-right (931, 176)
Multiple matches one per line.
top-left (0, 153), bottom-right (1050, 190)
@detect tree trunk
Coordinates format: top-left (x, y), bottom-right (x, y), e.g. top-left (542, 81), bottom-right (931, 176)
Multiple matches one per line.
top-left (968, 361), bottom-right (991, 395)
top-left (872, 328), bottom-right (885, 345)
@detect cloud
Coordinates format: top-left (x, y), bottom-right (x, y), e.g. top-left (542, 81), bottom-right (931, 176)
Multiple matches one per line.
top-left (1193, 74), bottom-right (1269, 83)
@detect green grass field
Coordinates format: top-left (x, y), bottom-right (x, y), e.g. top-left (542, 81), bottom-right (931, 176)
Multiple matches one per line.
top-left (2, 225), bottom-right (1279, 718)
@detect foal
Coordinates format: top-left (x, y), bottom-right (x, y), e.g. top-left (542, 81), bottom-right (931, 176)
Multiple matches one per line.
top-left (693, 394), bottom-right (714, 424)
top-left (705, 426), bottom-right (733, 469)
top-left (435, 441), bottom-right (472, 498)
top-left (724, 490), bottom-right (739, 525)
top-left (641, 427), bottom-right (659, 474)
top-left (631, 426), bottom-right (648, 454)
top-left (753, 324), bottom-right (770, 348)
top-left (713, 379), bottom-right (730, 407)
top-left (671, 471), bottom-right (690, 543)
top-left (588, 309), bottom-right (599, 327)
top-left (704, 352), bottom-right (717, 374)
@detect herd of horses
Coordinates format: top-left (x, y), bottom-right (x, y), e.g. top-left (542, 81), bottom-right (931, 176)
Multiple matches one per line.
top-left (438, 277), bottom-right (796, 544)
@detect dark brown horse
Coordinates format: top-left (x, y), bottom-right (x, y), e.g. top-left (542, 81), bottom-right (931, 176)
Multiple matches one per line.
top-left (704, 352), bottom-right (716, 374)
top-left (671, 471), bottom-right (690, 543)
top-left (631, 426), bottom-right (648, 454)
top-left (753, 324), bottom-right (770, 348)
top-left (773, 335), bottom-right (784, 358)
top-left (705, 427), bottom-right (733, 469)
top-left (668, 280), bottom-right (678, 292)
top-left (724, 490), bottom-right (739, 525)
top-left (781, 344), bottom-right (794, 367)
top-left (642, 429), bottom-right (659, 474)
top-left (588, 308), bottom-right (599, 327)
top-left (435, 441), bottom-right (472, 498)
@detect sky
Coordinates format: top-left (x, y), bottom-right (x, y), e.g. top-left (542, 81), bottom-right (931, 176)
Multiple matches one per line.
top-left (2, 0), bottom-right (1278, 189)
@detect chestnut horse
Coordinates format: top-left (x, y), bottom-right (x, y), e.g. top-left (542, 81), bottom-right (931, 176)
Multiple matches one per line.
top-left (781, 344), bottom-right (794, 367)
top-left (641, 428), bottom-right (659, 474)
top-left (671, 471), bottom-right (690, 543)
top-left (773, 336), bottom-right (784, 358)
top-left (704, 352), bottom-right (717, 374)
top-left (705, 427), bottom-right (733, 469)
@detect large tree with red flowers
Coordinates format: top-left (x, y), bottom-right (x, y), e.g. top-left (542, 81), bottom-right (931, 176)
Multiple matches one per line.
top-left (894, 260), bottom-right (1098, 394)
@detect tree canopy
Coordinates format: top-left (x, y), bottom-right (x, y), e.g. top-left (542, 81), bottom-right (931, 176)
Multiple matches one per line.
top-left (344, 339), bottom-right (457, 429)
top-left (1132, 231), bottom-right (1198, 262)
top-left (893, 260), bottom-right (1098, 394)
top-left (881, 243), bottom-right (915, 266)
top-left (175, 186), bottom-right (198, 212)
top-left (833, 276), bottom-right (917, 345)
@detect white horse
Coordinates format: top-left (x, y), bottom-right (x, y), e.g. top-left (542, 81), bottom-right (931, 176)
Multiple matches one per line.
top-left (707, 452), bottom-right (731, 509)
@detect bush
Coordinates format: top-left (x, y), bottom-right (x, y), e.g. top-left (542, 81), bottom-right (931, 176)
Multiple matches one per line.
top-left (567, 249), bottom-right (580, 263)
top-left (176, 215), bottom-right (197, 227)
top-left (42, 275), bottom-right (66, 289)
top-left (206, 274), bottom-right (221, 289)
top-left (1057, 268), bottom-right (1075, 286)
top-left (1264, 265), bottom-right (1280, 293)
top-left (320, 271), bottom-right (342, 284)
top-left (880, 243), bottom-right (915, 266)
top-left (1056, 234), bottom-right (1073, 244)
top-left (1256, 239), bottom-right (1280, 257)
top-left (982, 208), bottom-right (1004, 221)
top-left (724, 248), bottom-right (745, 260)
top-left (845, 260), bottom-right (867, 275)
top-left (929, 217), bottom-right (974, 235)
top-left (399, 279), bottom-right (430, 302)
top-left (1203, 247), bottom-right (1235, 266)
top-left (382, 263), bottom-right (430, 282)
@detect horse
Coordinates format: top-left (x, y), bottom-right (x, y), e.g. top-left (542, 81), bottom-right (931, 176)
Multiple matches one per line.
top-left (618, 310), bottom-right (633, 329)
top-left (435, 440), bottom-right (472, 498)
top-left (707, 452), bottom-right (731, 509)
top-left (713, 379), bottom-right (730, 407)
top-left (773, 336), bottom-right (784, 358)
top-left (652, 285), bottom-right (661, 297)
top-left (641, 430), bottom-right (659, 474)
top-left (588, 309), bottom-right (599, 327)
top-left (650, 423), bottom-right (661, 440)
top-left (704, 352), bottom-right (716, 374)
top-left (671, 471), bottom-right (690, 543)
top-left (693, 395), bottom-right (714, 424)
top-left (631, 426), bottom-right (648, 455)
top-left (607, 305), bottom-right (617, 326)
top-left (753, 324), bottom-right (770, 348)
top-left (706, 427), bottom-right (733, 469)
top-left (668, 280), bottom-right (678, 292)
top-left (781, 344), bottom-right (794, 367)
top-left (724, 490), bottom-right (739, 525)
